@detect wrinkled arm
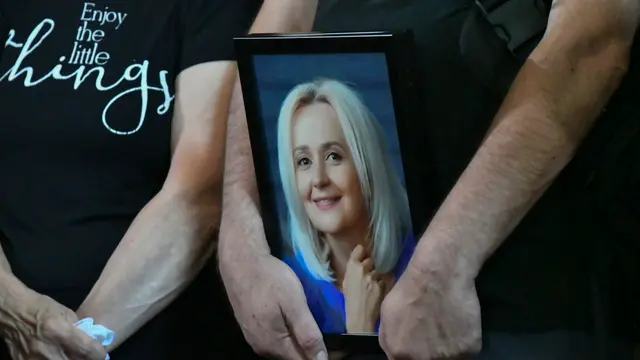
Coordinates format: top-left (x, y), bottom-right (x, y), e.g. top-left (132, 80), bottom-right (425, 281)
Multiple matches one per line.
top-left (76, 62), bottom-right (237, 351)
top-left (0, 243), bottom-right (46, 335)
top-left (411, 0), bottom-right (639, 278)
top-left (0, 245), bottom-right (27, 328)
top-left (218, 0), bottom-right (318, 273)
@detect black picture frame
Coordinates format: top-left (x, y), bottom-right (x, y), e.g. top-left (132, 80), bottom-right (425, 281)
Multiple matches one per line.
top-left (234, 31), bottom-right (427, 355)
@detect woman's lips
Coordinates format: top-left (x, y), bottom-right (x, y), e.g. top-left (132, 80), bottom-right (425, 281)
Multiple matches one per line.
top-left (313, 197), bottom-right (340, 211)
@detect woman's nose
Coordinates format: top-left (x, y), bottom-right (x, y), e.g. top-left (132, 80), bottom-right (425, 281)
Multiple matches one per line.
top-left (311, 163), bottom-right (330, 188)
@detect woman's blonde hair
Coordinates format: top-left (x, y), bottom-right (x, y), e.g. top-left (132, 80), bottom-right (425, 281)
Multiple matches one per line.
top-left (277, 79), bottom-right (411, 281)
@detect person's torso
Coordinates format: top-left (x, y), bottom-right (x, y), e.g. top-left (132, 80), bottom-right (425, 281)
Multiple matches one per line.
top-left (0, 0), bottom-right (181, 300)
top-left (0, 0), bottom-right (262, 358)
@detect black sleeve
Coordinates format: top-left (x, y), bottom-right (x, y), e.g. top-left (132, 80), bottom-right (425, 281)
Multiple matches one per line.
top-left (179, 0), bottom-right (262, 71)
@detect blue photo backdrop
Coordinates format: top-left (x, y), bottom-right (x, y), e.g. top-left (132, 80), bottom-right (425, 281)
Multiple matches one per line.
top-left (252, 52), bottom-right (406, 251)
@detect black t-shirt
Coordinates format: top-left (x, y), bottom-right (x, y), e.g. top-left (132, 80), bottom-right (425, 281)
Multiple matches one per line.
top-left (314, 0), bottom-right (638, 336)
top-left (0, 0), bottom-right (260, 358)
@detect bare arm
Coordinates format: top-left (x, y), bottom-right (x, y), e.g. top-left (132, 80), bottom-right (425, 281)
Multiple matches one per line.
top-left (411, 0), bottom-right (639, 277)
top-left (216, 5), bottom-right (329, 358)
top-left (76, 61), bottom-right (238, 351)
top-left (0, 245), bottom-right (108, 360)
top-left (217, 73), bottom-right (269, 265)
top-left (0, 242), bottom-right (35, 330)
top-left (250, 0), bottom-right (318, 34)
top-left (218, 0), bottom-right (318, 271)
top-left (0, 246), bottom-right (32, 329)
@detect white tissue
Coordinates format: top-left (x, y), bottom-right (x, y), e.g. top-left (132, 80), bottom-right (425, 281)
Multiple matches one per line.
top-left (74, 318), bottom-right (115, 360)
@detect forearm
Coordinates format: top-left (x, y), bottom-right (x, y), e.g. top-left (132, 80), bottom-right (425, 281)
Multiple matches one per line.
top-left (77, 190), bottom-right (220, 350)
top-left (412, 6), bottom-right (637, 277)
top-left (0, 248), bottom-right (38, 332)
top-left (218, 0), bottom-right (318, 270)
top-left (218, 79), bottom-right (270, 270)
top-left (0, 245), bottom-right (21, 327)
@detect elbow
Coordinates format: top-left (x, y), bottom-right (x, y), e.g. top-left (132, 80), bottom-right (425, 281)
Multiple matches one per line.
top-left (590, 37), bottom-right (632, 98)
top-left (528, 25), bottom-right (634, 105)
top-left (587, 30), bottom-right (633, 84)
top-left (588, 44), bottom-right (631, 96)
top-left (537, 5), bottom-right (636, 67)
top-left (604, 46), bottom-right (631, 82)
top-left (536, 33), bottom-right (630, 75)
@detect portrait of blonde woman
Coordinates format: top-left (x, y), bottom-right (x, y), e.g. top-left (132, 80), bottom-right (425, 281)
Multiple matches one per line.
top-left (276, 79), bottom-right (416, 334)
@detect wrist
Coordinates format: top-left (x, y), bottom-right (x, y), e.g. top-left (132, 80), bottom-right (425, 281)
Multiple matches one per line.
top-left (409, 235), bottom-right (480, 285)
top-left (218, 246), bottom-right (269, 282)
top-left (75, 302), bottom-right (95, 321)
top-left (218, 222), bottom-right (271, 277)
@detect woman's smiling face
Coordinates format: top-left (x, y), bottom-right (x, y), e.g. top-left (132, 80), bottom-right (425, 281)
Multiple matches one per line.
top-left (292, 102), bottom-right (367, 236)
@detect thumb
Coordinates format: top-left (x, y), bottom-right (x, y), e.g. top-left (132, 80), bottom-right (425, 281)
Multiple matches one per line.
top-left (284, 298), bottom-right (328, 360)
top-left (54, 324), bottom-right (108, 360)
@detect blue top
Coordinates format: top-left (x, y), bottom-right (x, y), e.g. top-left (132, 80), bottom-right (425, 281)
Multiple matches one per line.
top-left (284, 237), bottom-right (416, 334)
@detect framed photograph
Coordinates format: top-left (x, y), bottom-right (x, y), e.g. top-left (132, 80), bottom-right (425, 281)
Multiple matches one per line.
top-left (235, 31), bottom-right (425, 354)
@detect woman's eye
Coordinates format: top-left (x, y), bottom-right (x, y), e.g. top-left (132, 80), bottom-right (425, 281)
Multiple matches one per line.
top-left (327, 152), bottom-right (342, 162)
top-left (296, 157), bottom-right (311, 167)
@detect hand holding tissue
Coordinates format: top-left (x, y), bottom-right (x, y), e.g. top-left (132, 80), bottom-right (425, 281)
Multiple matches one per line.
top-left (75, 318), bottom-right (115, 360)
